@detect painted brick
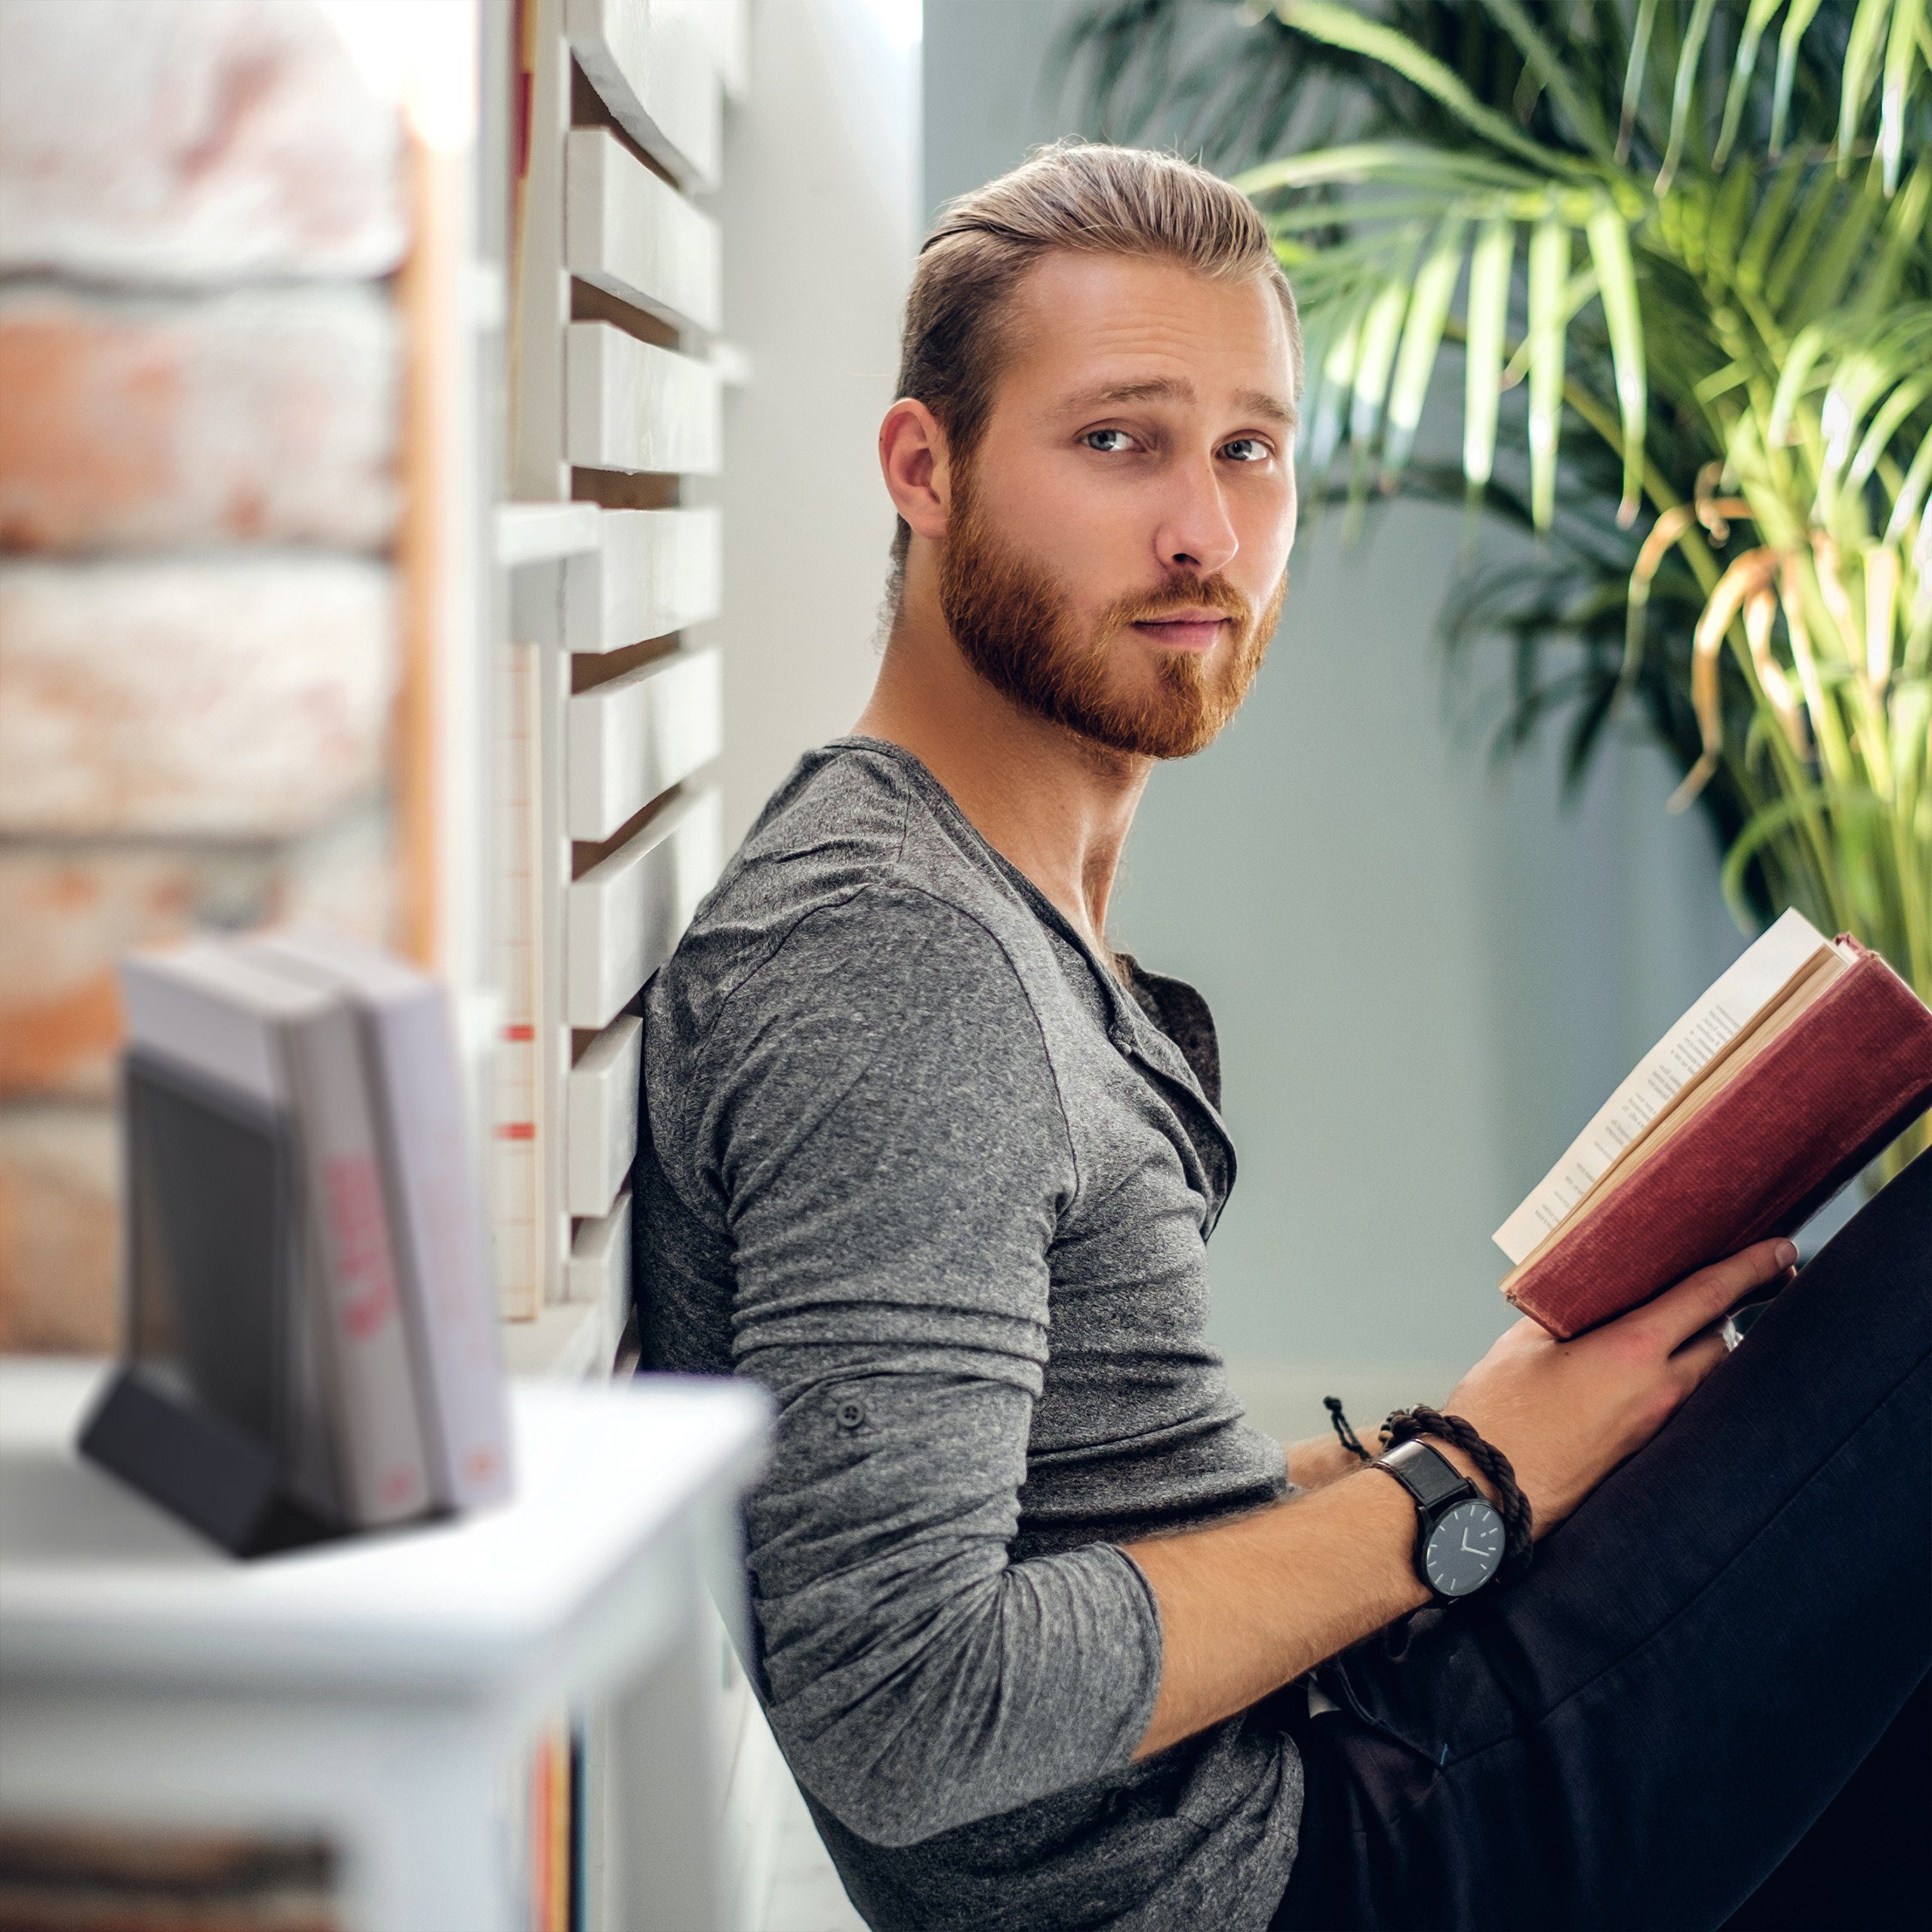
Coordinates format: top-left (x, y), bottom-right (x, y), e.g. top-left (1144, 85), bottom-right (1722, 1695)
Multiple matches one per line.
top-left (0, 558), bottom-right (396, 838)
top-left (0, 1105), bottom-right (119, 1355)
top-left (0, 0), bottom-right (406, 285)
top-left (270, 807), bottom-right (398, 949)
top-left (0, 849), bottom-right (278, 1101)
top-left (0, 285), bottom-right (399, 553)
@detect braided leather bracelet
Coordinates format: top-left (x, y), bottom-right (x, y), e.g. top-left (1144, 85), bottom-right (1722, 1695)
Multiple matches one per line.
top-left (1324, 1395), bottom-right (1534, 1587)
top-left (1383, 1404), bottom-right (1535, 1586)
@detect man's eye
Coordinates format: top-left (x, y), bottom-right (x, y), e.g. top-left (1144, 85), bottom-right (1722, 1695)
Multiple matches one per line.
top-left (1222, 438), bottom-right (1271, 463)
top-left (1081, 429), bottom-right (1136, 453)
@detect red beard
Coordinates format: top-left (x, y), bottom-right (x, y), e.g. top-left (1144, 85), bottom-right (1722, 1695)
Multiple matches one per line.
top-left (937, 463), bottom-right (1284, 760)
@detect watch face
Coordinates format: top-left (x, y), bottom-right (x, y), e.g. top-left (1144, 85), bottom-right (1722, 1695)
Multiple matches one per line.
top-left (1423, 1500), bottom-right (1506, 1597)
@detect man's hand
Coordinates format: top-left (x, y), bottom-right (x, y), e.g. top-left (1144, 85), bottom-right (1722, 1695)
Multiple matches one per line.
top-left (1281, 1241), bottom-right (1798, 1518)
top-left (1123, 1238), bottom-right (1796, 1761)
top-left (1440, 1237), bottom-right (1798, 1537)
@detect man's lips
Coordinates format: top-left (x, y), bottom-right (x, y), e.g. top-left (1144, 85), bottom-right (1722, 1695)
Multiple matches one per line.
top-left (1131, 613), bottom-right (1233, 653)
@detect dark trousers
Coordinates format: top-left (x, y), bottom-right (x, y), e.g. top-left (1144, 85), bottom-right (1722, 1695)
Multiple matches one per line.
top-left (1271, 1149), bottom-right (1932, 1932)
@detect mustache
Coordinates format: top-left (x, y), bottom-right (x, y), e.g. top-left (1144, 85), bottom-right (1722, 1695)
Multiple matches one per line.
top-left (1106, 576), bottom-right (1253, 629)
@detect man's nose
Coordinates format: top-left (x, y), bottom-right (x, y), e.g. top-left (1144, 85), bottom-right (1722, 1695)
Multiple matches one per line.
top-left (1153, 457), bottom-right (1238, 577)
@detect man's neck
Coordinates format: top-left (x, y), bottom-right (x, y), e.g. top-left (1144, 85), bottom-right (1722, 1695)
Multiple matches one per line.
top-left (851, 569), bottom-right (1151, 969)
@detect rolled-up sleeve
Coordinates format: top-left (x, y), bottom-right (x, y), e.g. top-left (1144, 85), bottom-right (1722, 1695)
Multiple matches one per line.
top-left (695, 882), bottom-right (1164, 1848)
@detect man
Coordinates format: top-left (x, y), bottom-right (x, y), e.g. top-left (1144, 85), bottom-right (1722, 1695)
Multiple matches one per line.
top-left (636, 141), bottom-right (1930, 1930)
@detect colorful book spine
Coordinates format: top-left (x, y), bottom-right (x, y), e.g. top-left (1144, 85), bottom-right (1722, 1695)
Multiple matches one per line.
top-left (279, 997), bottom-right (433, 1524)
top-left (355, 980), bottom-right (513, 1509)
top-left (248, 929), bottom-right (513, 1512)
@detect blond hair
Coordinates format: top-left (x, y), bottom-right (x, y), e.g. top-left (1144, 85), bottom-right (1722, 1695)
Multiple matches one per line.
top-left (889, 140), bottom-right (1302, 590)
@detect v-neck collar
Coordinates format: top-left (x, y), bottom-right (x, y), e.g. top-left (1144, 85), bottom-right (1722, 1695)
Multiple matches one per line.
top-left (823, 734), bottom-right (1231, 1130)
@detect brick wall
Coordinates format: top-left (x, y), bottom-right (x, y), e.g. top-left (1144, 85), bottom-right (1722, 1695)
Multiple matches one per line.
top-left (0, 0), bottom-right (413, 1352)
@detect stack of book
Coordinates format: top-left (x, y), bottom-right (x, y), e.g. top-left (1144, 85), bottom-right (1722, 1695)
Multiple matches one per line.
top-left (93, 928), bottom-right (512, 1546)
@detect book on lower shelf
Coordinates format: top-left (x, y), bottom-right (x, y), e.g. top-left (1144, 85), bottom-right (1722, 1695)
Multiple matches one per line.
top-left (94, 928), bottom-right (512, 1552)
top-left (1494, 909), bottom-right (1932, 1339)
top-left (0, 1823), bottom-right (340, 1932)
top-left (526, 1719), bottom-right (580, 1932)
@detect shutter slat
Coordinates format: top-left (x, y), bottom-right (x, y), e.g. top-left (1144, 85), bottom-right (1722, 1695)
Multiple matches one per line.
top-left (565, 506), bottom-right (721, 654)
top-left (566, 128), bottom-right (721, 334)
top-left (565, 322), bottom-right (721, 475)
top-left (565, 1191), bottom-right (632, 1355)
top-left (567, 1015), bottom-right (643, 1220)
top-left (565, 0), bottom-right (723, 190)
top-left (568, 647), bottom-right (721, 843)
top-left (566, 788), bottom-right (723, 1029)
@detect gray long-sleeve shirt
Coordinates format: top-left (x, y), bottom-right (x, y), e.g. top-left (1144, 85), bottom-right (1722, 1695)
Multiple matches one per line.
top-left (636, 736), bottom-right (1307, 1931)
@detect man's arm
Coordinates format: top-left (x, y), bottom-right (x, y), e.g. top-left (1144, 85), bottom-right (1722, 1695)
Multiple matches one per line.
top-left (1284, 1433), bottom-right (1367, 1491)
top-left (1127, 1238), bottom-right (1795, 1760)
top-left (1129, 1471), bottom-right (1438, 1757)
top-left (699, 885), bottom-right (1162, 1848)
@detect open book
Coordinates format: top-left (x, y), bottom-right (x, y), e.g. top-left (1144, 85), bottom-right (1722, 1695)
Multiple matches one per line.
top-left (1494, 909), bottom-right (1932, 1339)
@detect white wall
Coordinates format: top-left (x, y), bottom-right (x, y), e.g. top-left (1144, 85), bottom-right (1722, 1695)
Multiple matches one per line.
top-left (707, 0), bottom-right (921, 851)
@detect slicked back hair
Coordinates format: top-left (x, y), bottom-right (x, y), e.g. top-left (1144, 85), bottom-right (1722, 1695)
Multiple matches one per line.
top-left (887, 140), bottom-right (1302, 601)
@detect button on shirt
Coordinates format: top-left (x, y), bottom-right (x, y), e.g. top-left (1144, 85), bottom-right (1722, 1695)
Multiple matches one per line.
top-left (636, 737), bottom-right (1306, 1932)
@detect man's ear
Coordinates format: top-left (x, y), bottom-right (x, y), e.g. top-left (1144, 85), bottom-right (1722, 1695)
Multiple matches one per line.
top-left (879, 398), bottom-right (952, 543)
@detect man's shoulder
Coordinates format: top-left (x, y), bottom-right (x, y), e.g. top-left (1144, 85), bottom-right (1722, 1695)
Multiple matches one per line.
top-left (736, 736), bottom-right (918, 875)
top-left (651, 740), bottom-right (1048, 1047)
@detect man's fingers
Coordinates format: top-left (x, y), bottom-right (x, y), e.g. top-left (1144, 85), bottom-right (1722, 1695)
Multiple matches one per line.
top-left (1669, 1323), bottom-right (1732, 1391)
top-left (1650, 1238), bottom-right (1796, 1350)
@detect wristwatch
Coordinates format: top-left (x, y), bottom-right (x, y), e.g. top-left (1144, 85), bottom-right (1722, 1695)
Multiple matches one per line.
top-left (1372, 1438), bottom-right (1507, 1601)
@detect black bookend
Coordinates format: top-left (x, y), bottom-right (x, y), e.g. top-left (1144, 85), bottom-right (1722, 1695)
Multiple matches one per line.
top-left (79, 1051), bottom-right (349, 1559)
top-left (79, 1367), bottom-right (343, 1558)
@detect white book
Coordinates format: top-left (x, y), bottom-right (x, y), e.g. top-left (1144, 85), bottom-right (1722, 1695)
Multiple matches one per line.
top-left (122, 943), bottom-right (432, 1527)
top-left (248, 929), bottom-right (512, 1510)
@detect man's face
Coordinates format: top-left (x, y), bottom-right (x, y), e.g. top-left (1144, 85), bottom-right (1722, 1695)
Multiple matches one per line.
top-left (936, 252), bottom-right (1298, 760)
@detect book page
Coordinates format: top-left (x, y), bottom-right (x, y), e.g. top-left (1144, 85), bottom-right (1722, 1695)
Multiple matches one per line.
top-left (1493, 909), bottom-right (1832, 1264)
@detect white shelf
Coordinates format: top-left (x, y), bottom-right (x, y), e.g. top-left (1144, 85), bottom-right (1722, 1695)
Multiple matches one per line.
top-left (0, 1360), bottom-right (765, 1689)
top-left (0, 1358), bottom-right (770, 1932)
top-left (499, 1297), bottom-right (613, 1380)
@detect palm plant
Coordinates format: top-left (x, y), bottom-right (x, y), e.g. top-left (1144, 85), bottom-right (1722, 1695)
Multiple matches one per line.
top-left (1067, 0), bottom-right (1932, 1164)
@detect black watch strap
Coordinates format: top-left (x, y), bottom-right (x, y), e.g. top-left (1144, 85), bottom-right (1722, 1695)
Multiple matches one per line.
top-left (1373, 1437), bottom-right (1473, 1512)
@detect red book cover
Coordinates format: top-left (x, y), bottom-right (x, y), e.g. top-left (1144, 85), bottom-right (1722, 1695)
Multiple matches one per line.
top-left (1503, 942), bottom-right (1932, 1339)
